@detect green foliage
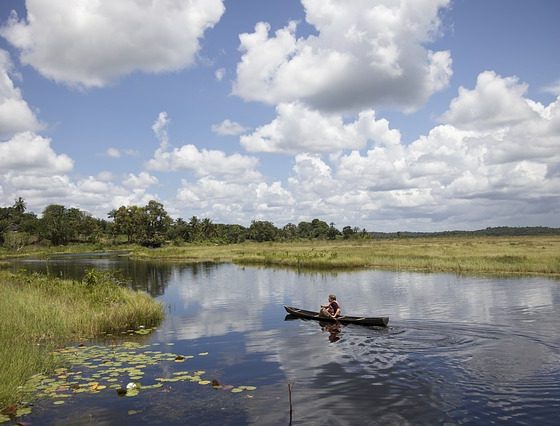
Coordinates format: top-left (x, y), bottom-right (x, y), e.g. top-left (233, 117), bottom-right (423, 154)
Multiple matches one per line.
top-left (2, 197), bottom-right (560, 251)
top-left (109, 200), bottom-right (171, 247)
top-left (0, 270), bottom-right (164, 408)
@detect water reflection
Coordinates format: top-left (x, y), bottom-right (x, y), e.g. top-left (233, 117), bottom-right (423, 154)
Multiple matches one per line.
top-left (6, 255), bottom-right (560, 425)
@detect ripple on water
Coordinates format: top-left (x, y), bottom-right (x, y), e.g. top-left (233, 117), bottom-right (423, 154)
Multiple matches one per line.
top-left (282, 317), bottom-right (560, 425)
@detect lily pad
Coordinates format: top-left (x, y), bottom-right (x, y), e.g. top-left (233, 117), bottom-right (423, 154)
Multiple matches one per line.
top-left (126, 389), bottom-right (139, 397)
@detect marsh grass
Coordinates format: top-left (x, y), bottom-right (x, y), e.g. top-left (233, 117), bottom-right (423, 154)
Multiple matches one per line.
top-left (131, 236), bottom-right (560, 276)
top-left (0, 270), bottom-right (164, 408)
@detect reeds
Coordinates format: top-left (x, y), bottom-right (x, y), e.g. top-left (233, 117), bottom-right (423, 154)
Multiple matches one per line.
top-left (0, 270), bottom-right (164, 408)
top-left (132, 236), bottom-right (560, 276)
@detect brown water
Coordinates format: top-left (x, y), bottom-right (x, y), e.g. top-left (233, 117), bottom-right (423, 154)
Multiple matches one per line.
top-left (9, 256), bottom-right (560, 425)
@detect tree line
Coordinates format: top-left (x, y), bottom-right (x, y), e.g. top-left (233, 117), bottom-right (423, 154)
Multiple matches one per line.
top-left (0, 198), bottom-right (367, 249)
top-left (2, 198), bottom-right (558, 250)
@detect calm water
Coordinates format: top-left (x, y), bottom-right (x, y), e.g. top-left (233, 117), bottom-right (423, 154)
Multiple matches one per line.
top-left (8, 255), bottom-right (560, 425)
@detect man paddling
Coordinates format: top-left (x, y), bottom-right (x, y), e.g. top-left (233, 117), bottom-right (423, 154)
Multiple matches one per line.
top-left (320, 294), bottom-right (341, 319)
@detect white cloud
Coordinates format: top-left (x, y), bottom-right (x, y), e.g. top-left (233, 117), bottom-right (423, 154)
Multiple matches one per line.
top-left (241, 102), bottom-right (400, 154)
top-left (0, 132), bottom-right (160, 218)
top-left (106, 147), bottom-right (139, 158)
top-left (147, 143), bottom-right (261, 181)
top-left (0, 49), bottom-right (42, 138)
top-left (233, 0), bottom-right (452, 112)
top-left (439, 71), bottom-right (539, 130)
top-left (0, 132), bottom-right (73, 174)
top-left (543, 80), bottom-right (560, 96)
top-left (0, 0), bottom-right (225, 88)
top-left (215, 67), bottom-right (226, 81)
top-left (211, 119), bottom-right (248, 136)
top-left (175, 71), bottom-right (560, 230)
top-left (106, 147), bottom-right (121, 158)
top-left (176, 177), bottom-right (294, 224)
top-left (152, 111), bottom-right (170, 148)
top-left (147, 112), bottom-right (261, 181)
top-left (122, 172), bottom-right (158, 189)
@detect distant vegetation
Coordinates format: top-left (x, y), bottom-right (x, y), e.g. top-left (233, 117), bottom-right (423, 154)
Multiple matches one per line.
top-left (1, 197), bottom-right (559, 252)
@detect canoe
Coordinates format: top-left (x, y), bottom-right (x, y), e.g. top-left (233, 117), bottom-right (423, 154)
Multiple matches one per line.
top-left (284, 306), bottom-right (389, 327)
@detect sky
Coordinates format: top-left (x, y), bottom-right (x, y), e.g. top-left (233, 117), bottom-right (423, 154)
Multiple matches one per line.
top-left (0, 0), bottom-right (559, 232)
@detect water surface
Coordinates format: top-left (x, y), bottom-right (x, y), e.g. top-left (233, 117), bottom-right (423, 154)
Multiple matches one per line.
top-left (9, 256), bottom-right (560, 425)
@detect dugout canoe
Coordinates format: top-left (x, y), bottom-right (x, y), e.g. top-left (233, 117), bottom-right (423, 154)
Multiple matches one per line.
top-left (284, 306), bottom-right (389, 327)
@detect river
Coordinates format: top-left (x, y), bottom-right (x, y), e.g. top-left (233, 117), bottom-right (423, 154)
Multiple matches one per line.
top-left (8, 254), bottom-right (560, 425)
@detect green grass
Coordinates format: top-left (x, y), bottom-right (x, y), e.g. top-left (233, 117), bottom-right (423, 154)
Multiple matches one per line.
top-left (0, 269), bottom-right (164, 409)
top-left (130, 236), bottom-right (560, 276)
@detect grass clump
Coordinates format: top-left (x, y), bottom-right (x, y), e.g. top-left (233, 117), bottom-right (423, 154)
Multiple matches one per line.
top-left (0, 269), bottom-right (164, 409)
top-left (131, 236), bottom-right (560, 276)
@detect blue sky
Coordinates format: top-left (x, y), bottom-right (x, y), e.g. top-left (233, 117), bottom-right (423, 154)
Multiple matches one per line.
top-left (0, 0), bottom-right (559, 231)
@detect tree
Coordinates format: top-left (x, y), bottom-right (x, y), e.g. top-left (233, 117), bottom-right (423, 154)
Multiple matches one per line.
top-left (310, 218), bottom-right (330, 239)
top-left (13, 197), bottom-right (26, 215)
top-left (109, 206), bottom-right (138, 243)
top-left (142, 200), bottom-right (171, 247)
top-left (297, 221), bottom-right (313, 239)
top-left (248, 220), bottom-right (278, 242)
top-left (40, 204), bottom-right (68, 245)
top-left (342, 226), bottom-right (354, 240)
top-left (281, 223), bottom-right (298, 240)
top-left (188, 216), bottom-right (202, 242)
top-left (201, 217), bottom-right (215, 240)
top-left (327, 222), bottom-right (340, 240)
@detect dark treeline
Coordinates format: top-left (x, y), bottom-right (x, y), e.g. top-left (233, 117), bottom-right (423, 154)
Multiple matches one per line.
top-left (1, 198), bottom-right (559, 250)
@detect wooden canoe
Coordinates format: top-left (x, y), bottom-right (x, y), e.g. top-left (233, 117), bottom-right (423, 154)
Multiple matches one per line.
top-left (284, 306), bottom-right (389, 327)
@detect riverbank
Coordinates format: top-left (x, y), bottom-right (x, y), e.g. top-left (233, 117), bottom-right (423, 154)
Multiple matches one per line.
top-left (0, 270), bottom-right (164, 409)
top-left (130, 235), bottom-right (560, 276)
top-left (1, 235), bottom-right (559, 276)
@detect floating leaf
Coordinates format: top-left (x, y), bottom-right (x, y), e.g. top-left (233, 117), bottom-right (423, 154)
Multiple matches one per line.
top-left (198, 380), bottom-right (211, 385)
top-left (53, 401), bottom-right (65, 405)
top-left (126, 389), bottom-right (139, 397)
top-left (231, 388), bottom-right (243, 393)
top-left (128, 410), bottom-right (140, 415)
top-left (198, 352), bottom-right (209, 356)
top-left (239, 386), bottom-right (257, 391)
top-left (17, 406), bottom-right (32, 416)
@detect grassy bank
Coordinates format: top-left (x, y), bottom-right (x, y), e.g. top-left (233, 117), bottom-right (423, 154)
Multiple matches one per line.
top-left (130, 236), bottom-right (560, 276)
top-left (0, 270), bottom-right (164, 409)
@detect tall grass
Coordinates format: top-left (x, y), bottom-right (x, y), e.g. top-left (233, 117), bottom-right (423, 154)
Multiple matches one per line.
top-left (131, 236), bottom-right (560, 276)
top-left (0, 270), bottom-right (164, 408)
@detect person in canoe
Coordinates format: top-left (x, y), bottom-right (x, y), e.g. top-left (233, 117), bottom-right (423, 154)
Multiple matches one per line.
top-left (320, 294), bottom-right (341, 319)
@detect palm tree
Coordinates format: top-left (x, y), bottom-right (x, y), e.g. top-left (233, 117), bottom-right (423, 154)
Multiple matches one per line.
top-left (13, 197), bottom-right (26, 215)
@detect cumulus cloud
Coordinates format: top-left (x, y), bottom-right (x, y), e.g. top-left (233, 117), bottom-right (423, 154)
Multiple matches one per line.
top-left (439, 71), bottom-right (540, 130)
top-left (148, 143), bottom-right (261, 181)
top-left (211, 119), bottom-right (248, 136)
top-left (0, 0), bottom-right (225, 88)
top-left (176, 71), bottom-right (560, 229)
top-left (148, 112), bottom-right (261, 181)
top-left (0, 133), bottom-right (160, 218)
top-left (233, 0), bottom-right (452, 112)
top-left (241, 102), bottom-right (400, 153)
top-left (122, 172), bottom-right (159, 189)
top-left (0, 49), bottom-right (42, 138)
top-left (176, 177), bottom-right (294, 224)
top-left (0, 132), bottom-right (73, 174)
